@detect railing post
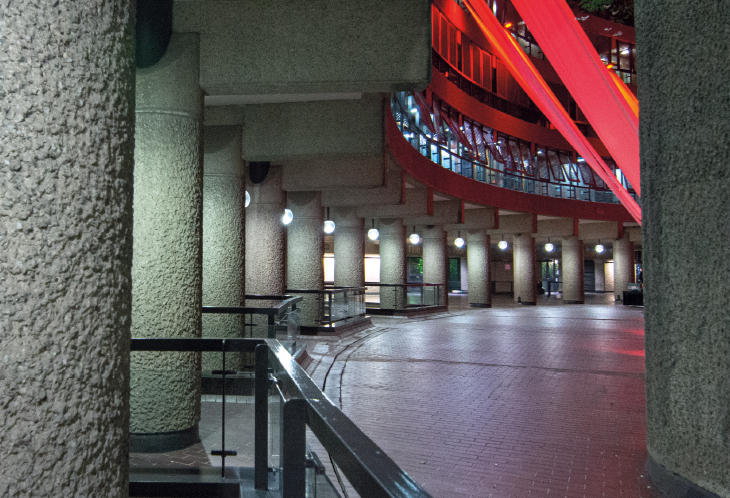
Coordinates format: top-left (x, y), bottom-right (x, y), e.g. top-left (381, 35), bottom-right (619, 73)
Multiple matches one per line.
top-left (282, 398), bottom-right (307, 498)
top-left (254, 344), bottom-right (269, 490)
top-left (267, 314), bottom-right (276, 339)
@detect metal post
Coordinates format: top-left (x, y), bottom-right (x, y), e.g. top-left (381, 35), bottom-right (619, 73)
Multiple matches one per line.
top-left (211, 339), bottom-right (237, 477)
top-left (255, 344), bottom-right (269, 490)
top-left (282, 398), bottom-right (307, 498)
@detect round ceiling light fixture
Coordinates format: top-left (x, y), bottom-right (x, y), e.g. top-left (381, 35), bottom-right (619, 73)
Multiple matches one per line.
top-left (282, 208), bottom-right (293, 225)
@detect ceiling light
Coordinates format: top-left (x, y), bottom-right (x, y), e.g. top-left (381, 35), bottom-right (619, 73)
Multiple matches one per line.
top-left (367, 219), bottom-right (379, 241)
top-left (455, 231), bottom-right (465, 248)
top-left (282, 208), bottom-right (293, 225)
top-left (245, 191), bottom-right (250, 208)
top-left (498, 240), bottom-right (508, 250)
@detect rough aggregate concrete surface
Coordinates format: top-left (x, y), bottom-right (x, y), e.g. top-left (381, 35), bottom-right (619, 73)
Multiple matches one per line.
top-left (467, 230), bottom-right (491, 306)
top-left (0, 1), bottom-right (136, 496)
top-left (638, 1), bottom-right (730, 496)
top-left (286, 191), bottom-right (324, 326)
top-left (562, 236), bottom-right (584, 303)
top-left (333, 207), bottom-right (365, 287)
top-left (378, 219), bottom-right (406, 309)
top-left (513, 234), bottom-right (536, 304)
top-left (422, 225), bottom-right (447, 306)
top-left (245, 165), bottom-right (286, 296)
top-left (202, 126), bottom-right (245, 371)
top-left (130, 34), bottom-right (203, 434)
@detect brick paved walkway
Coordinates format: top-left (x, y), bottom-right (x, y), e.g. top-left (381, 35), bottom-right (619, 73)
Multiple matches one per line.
top-left (308, 294), bottom-right (662, 498)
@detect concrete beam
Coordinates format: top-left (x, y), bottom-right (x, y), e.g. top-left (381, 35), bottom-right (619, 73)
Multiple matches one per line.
top-left (578, 221), bottom-right (620, 241)
top-left (489, 213), bottom-right (535, 235)
top-left (404, 200), bottom-right (463, 226)
top-left (358, 188), bottom-right (428, 218)
top-left (445, 207), bottom-right (496, 230)
top-left (174, 0), bottom-right (431, 96)
top-left (322, 157), bottom-right (403, 207)
top-left (537, 218), bottom-right (574, 238)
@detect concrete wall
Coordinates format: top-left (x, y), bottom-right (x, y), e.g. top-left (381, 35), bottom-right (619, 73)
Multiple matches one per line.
top-left (173, 0), bottom-right (431, 96)
top-left (638, 1), bottom-right (730, 496)
top-left (0, 2), bottom-right (136, 496)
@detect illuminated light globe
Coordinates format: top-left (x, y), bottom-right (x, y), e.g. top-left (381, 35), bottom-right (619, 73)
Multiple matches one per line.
top-left (409, 233), bottom-right (420, 245)
top-left (498, 240), bottom-right (509, 250)
top-left (245, 190), bottom-right (251, 208)
top-left (368, 228), bottom-right (380, 241)
top-left (595, 244), bottom-right (605, 253)
top-left (282, 209), bottom-right (293, 225)
top-left (454, 237), bottom-right (465, 248)
top-left (323, 220), bottom-right (336, 234)
top-left (545, 243), bottom-right (555, 252)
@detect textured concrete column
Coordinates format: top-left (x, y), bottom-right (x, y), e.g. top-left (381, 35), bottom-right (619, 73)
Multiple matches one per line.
top-left (202, 126), bottom-right (245, 372)
top-left (562, 237), bottom-right (584, 304)
top-left (379, 219), bottom-right (407, 309)
top-left (130, 34), bottom-right (203, 446)
top-left (246, 165), bottom-right (286, 295)
top-left (467, 230), bottom-right (491, 307)
top-left (333, 207), bottom-right (365, 287)
top-left (612, 237), bottom-right (634, 301)
top-left (594, 259), bottom-right (606, 292)
top-left (0, 4), bottom-right (135, 496)
top-left (287, 191), bottom-right (324, 327)
top-left (513, 234), bottom-right (536, 305)
top-left (639, 2), bottom-right (730, 496)
top-left (422, 225), bottom-right (448, 306)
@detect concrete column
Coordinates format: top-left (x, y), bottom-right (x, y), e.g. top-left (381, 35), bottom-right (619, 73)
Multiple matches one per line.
top-left (594, 259), bottom-right (606, 292)
top-left (0, 3), bottom-right (135, 496)
top-left (422, 225), bottom-right (448, 306)
top-left (562, 237), bottom-right (584, 304)
top-left (246, 165), bottom-right (286, 295)
top-left (287, 191), bottom-right (324, 327)
top-left (130, 34), bottom-right (203, 448)
top-left (202, 126), bottom-right (245, 372)
top-left (639, 3), bottom-right (730, 495)
top-left (613, 237), bottom-right (634, 301)
top-left (467, 230), bottom-right (491, 307)
top-left (513, 234), bottom-right (536, 305)
top-left (379, 219), bottom-right (407, 309)
top-left (332, 207), bottom-right (365, 287)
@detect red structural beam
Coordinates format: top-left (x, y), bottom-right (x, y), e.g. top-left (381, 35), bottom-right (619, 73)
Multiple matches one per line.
top-left (462, 0), bottom-right (641, 224)
top-left (510, 0), bottom-right (640, 196)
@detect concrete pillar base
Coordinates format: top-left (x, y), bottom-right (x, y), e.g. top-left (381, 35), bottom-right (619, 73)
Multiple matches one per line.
top-left (646, 454), bottom-right (722, 498)
top-left (129, 426), bottom-right (201, 454)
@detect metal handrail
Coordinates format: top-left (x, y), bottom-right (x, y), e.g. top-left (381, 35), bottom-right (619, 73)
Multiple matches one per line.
top-left (129, 337), bottom-right (432, 498)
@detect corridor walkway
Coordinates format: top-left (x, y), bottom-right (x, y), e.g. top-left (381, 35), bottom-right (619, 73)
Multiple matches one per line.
top-left (306, 294), bottom-right (661, 498)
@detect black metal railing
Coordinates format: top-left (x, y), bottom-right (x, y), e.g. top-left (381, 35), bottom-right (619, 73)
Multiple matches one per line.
top-left (129, 337), bottom-right (432, 498)
top-left (285, 287), bottom-right (367, 328)
top-left (365, 282), bottom-right (446, 310)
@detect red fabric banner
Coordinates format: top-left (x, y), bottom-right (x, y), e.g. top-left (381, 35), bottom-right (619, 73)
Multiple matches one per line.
top-left (462, 0), bottom-right (641, 224)
top-left (510, 0), bottom-right (640, 196)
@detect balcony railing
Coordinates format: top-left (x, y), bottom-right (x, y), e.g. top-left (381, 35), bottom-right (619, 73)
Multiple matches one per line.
top-left (392, 92), bottom-right (638, 205)
top-left (129, 336), bottom-right (431, 497)
top-left (365, 282), bottom-right (446, 310)
top-left (285, 286), bottom-right (367, 329)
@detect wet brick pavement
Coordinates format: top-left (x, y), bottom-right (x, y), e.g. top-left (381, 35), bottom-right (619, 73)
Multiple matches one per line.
top-left (307, 294), bottom-right (662, 498)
